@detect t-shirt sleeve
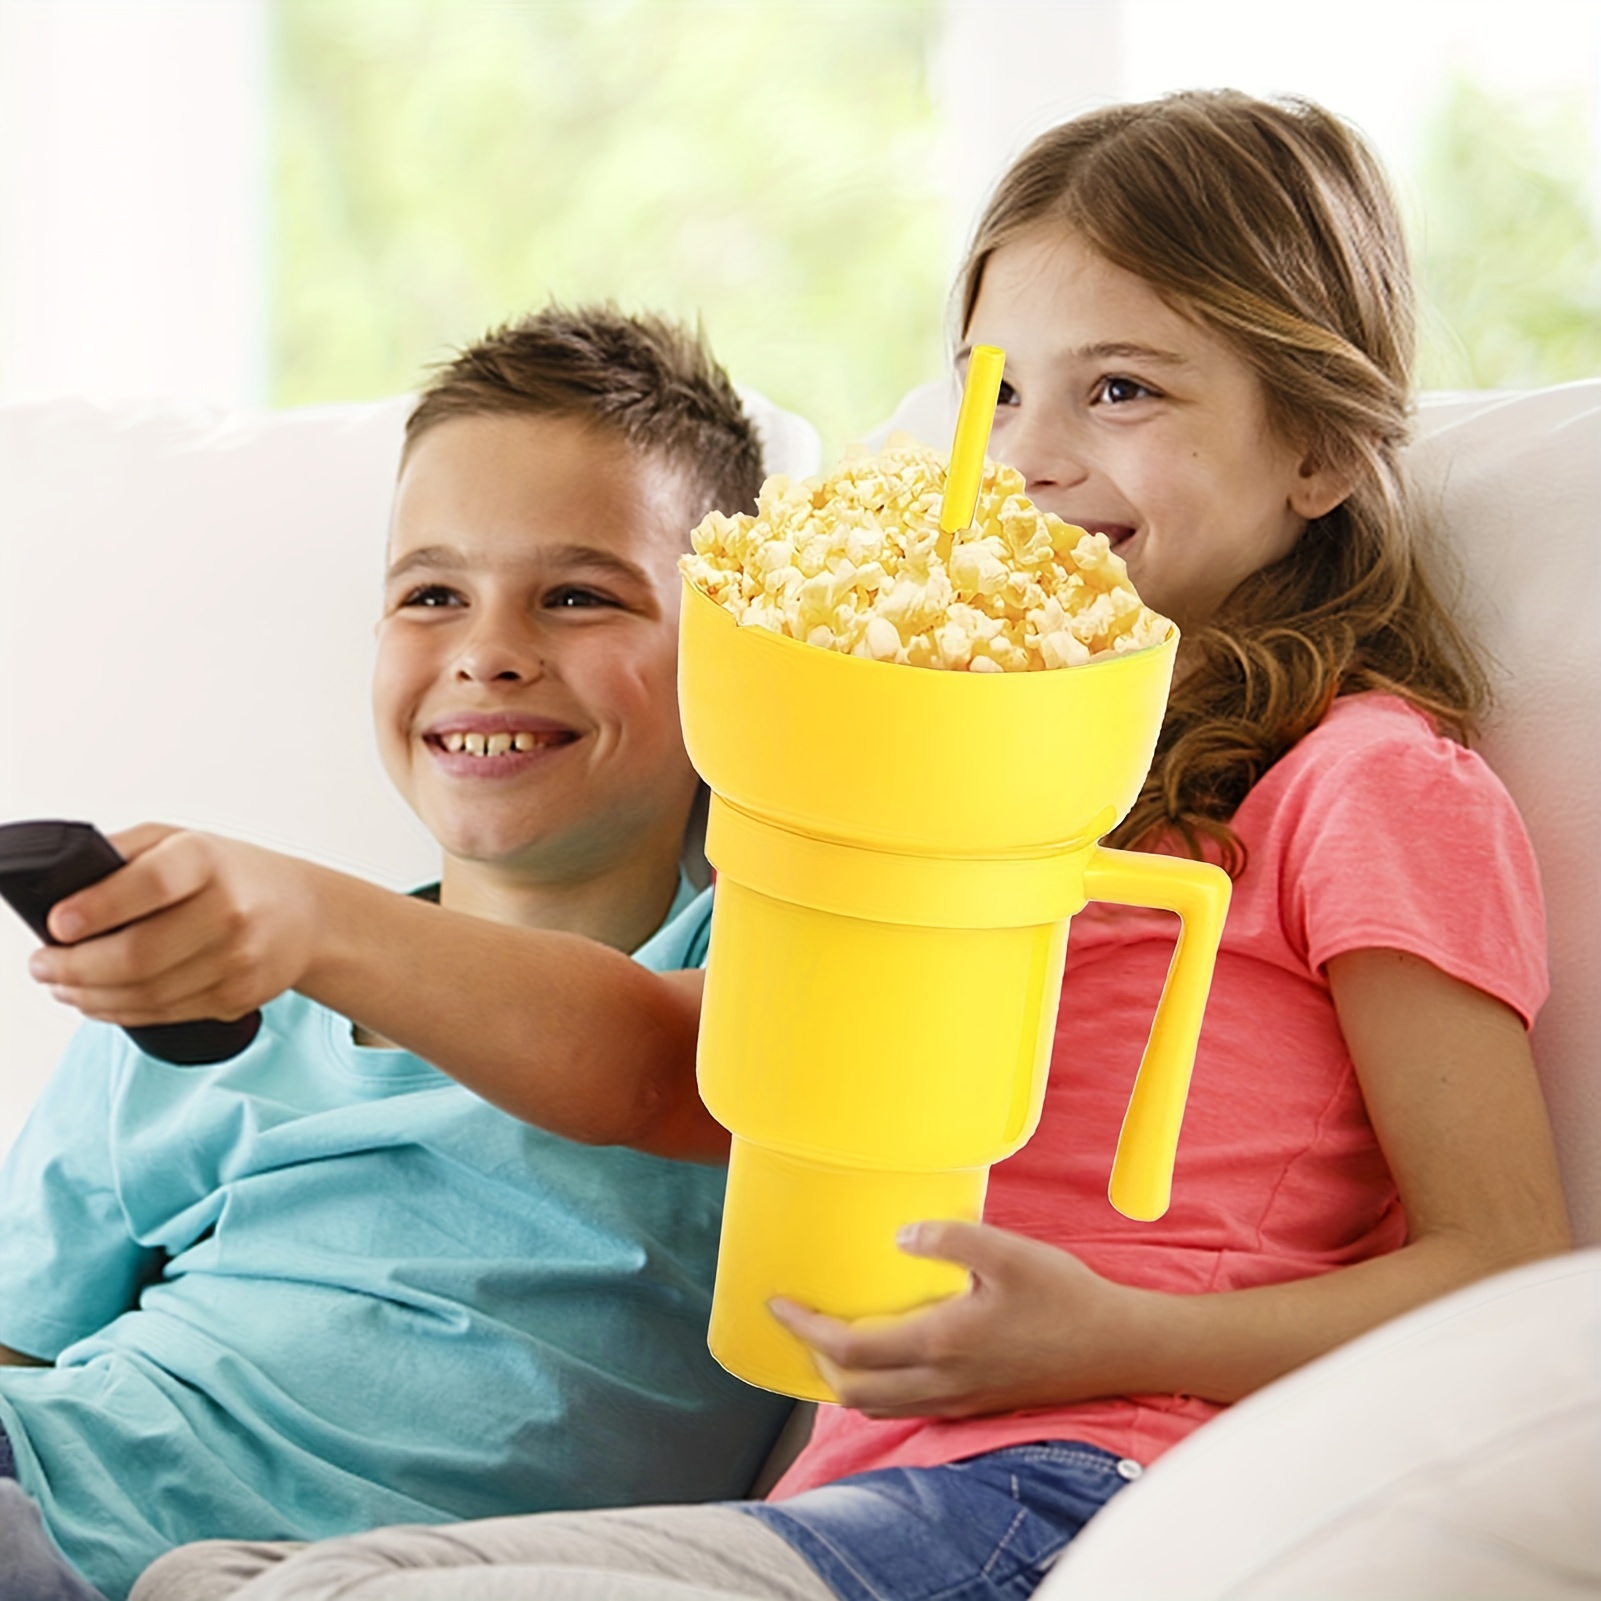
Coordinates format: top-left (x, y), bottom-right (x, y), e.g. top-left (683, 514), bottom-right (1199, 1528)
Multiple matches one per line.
top-left (0, 1024), bottom-right (164, 1359)
top-left (1279, 718), bottom-right (1548, 1028)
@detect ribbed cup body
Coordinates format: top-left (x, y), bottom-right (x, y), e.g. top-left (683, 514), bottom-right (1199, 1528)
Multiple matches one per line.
top-left (679, 580), bottom-right (1180, 1399)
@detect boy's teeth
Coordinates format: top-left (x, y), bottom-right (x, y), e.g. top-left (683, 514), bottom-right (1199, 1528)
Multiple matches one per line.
top-left (439, 729), bottom-right (554, 756)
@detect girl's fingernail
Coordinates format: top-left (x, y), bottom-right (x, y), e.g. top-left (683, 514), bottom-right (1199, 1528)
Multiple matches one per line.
top-left (28, 953), bottom-right (55, 981)
top-left (50, 910), bottom-right (84, 941)
top-left (897, 1224), bottom-right (921, 1249)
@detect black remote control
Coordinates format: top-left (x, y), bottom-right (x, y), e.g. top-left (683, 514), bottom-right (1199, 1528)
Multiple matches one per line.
top-left (0, 819), bottom-right (262, 1065)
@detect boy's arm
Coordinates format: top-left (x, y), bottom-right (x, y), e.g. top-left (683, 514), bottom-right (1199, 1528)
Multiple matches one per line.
top-left (771, 949), bottom-right (1571, 1416)
top-left (26, 828), bottom-right (728, 1162)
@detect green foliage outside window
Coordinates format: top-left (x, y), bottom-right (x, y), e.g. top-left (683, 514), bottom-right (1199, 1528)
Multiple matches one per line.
top-left (1414, 76), bottom-right (1601, 390)
top-left (271, 5), bottom-right (1600, 454)
top-left (270, 0), bottom-right (950, 463)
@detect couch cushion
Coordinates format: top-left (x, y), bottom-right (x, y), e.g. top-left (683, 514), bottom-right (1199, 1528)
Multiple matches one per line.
top-left (1407, 386), bottom-right (1601, 1245)
top-left (1039, 1248), bottom-right (1601, 1599)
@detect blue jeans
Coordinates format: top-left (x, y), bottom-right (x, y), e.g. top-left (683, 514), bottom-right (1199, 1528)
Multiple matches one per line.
top-left (739, 1442), bottom-right (1142, 1601)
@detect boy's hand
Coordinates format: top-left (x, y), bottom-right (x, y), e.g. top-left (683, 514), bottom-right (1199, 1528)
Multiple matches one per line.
top-left (25, 824), bottom-right (322, 1026)
top-left (769, 1221), bottom-right (1147, 1419)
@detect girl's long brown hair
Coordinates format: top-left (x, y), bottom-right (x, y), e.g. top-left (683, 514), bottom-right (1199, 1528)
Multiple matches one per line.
top-left (959, 92), bottom-right (1487, 872)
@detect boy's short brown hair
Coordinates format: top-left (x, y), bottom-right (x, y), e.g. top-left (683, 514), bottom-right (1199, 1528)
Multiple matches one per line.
top-left (405, 304), bottom-right (765, 525)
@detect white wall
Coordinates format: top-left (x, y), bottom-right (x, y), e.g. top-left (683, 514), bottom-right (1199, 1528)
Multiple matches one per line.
top-left (1121, 0), bottom-right (1601, 182)
top-left (933, 1), bottom-right (1125, 267)
top-left (3, 0), bottom-right (1596, 410)
top-left (0, 0), bottom-right (268, 405)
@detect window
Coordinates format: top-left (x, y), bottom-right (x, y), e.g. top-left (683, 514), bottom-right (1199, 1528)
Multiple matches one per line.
top-left (2, 0), bottom-right (1595, 450)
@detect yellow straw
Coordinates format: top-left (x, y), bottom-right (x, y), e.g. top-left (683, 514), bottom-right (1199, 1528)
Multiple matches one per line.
top-left (939, 345), bottom-right (1006, 534)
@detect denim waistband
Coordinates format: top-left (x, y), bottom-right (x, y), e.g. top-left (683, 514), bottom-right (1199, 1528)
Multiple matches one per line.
top-left (740, 1441), bottom-right (1142, 1601)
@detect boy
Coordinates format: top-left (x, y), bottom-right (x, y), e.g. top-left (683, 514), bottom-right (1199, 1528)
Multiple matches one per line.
top-left (0, 306), bottom-right (792, 1600)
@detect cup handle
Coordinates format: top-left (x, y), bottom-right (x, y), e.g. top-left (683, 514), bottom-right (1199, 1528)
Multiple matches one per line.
top-left (1081, 846), bottom-right (1232, 1221)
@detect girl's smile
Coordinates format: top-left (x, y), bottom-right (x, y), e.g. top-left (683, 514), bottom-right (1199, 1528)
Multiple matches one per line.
top-left (964, 227), bottom-right (1346, 633)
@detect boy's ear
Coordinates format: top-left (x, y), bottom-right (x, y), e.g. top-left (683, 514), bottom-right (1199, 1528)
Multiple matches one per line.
top-left (1289, 449), bottom-right (1357, 521)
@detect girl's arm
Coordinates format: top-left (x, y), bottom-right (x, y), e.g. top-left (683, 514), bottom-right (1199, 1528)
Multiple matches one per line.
top-left (25, 828), bottom-right (726, 1162)
top-left (774, 947), bottom-right (1571, 1416)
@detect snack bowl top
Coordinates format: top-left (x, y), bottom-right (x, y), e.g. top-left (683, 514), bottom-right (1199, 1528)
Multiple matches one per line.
top-left (678, 577), bottom-right (1178, 858)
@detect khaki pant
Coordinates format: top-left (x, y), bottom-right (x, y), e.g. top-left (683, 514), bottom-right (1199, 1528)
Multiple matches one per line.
top-left (130, 1504), bottom-right (833, 1601)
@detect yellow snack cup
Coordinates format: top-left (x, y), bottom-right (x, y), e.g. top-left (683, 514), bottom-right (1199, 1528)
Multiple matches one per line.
top-left (680, 575), bottom-right (1230, 1402)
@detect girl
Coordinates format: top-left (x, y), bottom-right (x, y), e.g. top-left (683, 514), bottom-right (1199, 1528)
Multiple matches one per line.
top-left (133, 90), bottom-right (1569, 1601)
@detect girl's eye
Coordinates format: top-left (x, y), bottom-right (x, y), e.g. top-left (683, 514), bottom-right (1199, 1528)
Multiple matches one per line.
top-left (1093, 375), bottom-right (1157, 406)
top-left (995, 377), bottom-right (1020, 408)
top-left (400, 584), bottom-right (464, 609)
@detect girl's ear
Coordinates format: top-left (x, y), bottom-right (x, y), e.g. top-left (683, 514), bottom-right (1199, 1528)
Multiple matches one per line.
top-left (1289, 451), bottom-right (1356, 521)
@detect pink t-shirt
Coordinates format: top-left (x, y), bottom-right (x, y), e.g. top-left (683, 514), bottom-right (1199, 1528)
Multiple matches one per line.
top-left (773, 693), bottom-right (1547, 1494)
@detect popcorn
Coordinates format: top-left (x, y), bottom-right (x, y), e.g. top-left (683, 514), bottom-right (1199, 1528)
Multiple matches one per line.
top-left (681, 441), bottom-right (1171, 672)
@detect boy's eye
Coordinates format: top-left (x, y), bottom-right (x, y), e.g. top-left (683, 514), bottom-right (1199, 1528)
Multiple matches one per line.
top-left (400, 584), bottom-right (464, 609)
top-left (1093, 375), bottom-right (1157, 405)
top-left (995, 377), bottom-right (1020, 408)
top-left (546, 585), bottom-right (619, 610)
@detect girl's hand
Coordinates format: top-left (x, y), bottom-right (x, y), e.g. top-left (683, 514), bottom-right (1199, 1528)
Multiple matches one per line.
top-left (769, 1221), bottom-right (1145, 1419)
top-left (25, 824), bottom-right (324, 1026)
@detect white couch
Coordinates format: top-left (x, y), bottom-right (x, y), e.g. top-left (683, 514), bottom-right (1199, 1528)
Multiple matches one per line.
top-left (2, 379), bottom-right (1597, 1596)
top-left (1041, 1245), bottom-right (1601, 1598)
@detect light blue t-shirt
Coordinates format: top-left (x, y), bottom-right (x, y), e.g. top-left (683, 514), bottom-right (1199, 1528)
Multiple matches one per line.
top-left (0, 883), bottom-right (787, 1600)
